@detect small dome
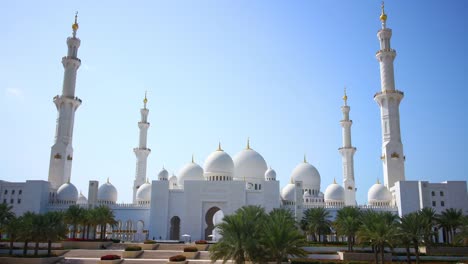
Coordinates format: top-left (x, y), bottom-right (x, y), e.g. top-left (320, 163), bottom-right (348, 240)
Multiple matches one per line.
top-left (169, 174), bottom-right (178, 188)
top-left (97, 179), bottom-right (118, 203)
top-left (290, 160), bottom-right (321, 189)
top-left (233, 146), bottom-right (268, 182)
top-left (178, 162), bottom-right (204, 187)
top-left (57, 182), bottom-right (78, 202)
top-left (136, 181), bottom-right (152, 203)
top-left (158, 168), bottom-right (169, 180)
top-left (265, 167), bottom-right (276, 181)
top-left (324, 182), bottom-right (345, 202)
top-left (281, 183), bottom-right (296, 201)
top-left (368, 181), bottom-right (392, 205)
top-left (77, 191), bottom-right (88, 205)
top-left (204, 146), bottom-right (234, 178)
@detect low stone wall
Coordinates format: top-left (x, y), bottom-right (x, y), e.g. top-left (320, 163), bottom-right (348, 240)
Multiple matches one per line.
top-left (419, 246), bottom-right (468, 255)
top-left (337, 251), bottom-right (391, 261)
top-left (62, 241), bottom-right (113, 249)
top-left (0, 256), bottom-right (64, 264)
top-left (122, 250), bottom-right (143, 258)
top-left (182, 251), bottom-right (200, 259)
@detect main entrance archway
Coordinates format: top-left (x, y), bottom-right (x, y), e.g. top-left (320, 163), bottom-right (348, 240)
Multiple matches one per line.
top-left (170, 216), bottom-right (180, 240)
top-left (205, 207), bottom-right (224, 240)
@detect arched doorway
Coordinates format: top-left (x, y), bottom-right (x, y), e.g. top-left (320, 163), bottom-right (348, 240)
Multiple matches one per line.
top-left (170, 216), bottom-right (180, 240)
top-left (205, 207), bottom-right (223, 240)
top-left (136, 220), bottom-right (145, 242)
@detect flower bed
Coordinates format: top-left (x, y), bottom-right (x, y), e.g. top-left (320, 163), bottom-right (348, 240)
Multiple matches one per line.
top-left (144, 240), bottom-right (157, 244)
top-left (169, 255), bottom-right (187, 261)
top-left (194, 240), bottom-right (207, 244)
top-left (122, 246), bottom-right (143, 258)
top-left (125, 246), bottom-right (142, 251)
top-left (100, 255), bottom-right (122, 264)
top-left (183, 246), bottom-right (198, 252)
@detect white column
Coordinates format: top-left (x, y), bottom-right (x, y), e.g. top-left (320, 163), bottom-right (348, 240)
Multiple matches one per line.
top-left (48, 15), bottom-right (82, 189)
top-left (133, 95), bottom-right (151, 203)
top-left (374, 5), bottom-right (405, 189)
top-left (339, 91), bottom-right (356, 206)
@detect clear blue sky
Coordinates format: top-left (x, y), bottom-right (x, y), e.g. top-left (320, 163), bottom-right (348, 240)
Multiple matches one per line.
top-left (1, 1), bottom-right (467, 204)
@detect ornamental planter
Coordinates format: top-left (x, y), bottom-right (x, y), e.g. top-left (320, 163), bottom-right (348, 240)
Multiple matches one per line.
top-left (0, 256), bottom-right (64, 264)
top-left (62, 241), bottom-right (113, 249)
top-left (337, 251), bottom-right (391, 261)
top-left (122, 250), bottom-right (143, 258)
top-left (182, 251), bottom-right (200, 259)
top-left (99, 260), bottom-right (122, 264)
top-left (166, 261), bottom-right (187, 264)
top-left (194, 244), bottom-right (209, 251)
top-left (141, 243), bottom-right (159, 250)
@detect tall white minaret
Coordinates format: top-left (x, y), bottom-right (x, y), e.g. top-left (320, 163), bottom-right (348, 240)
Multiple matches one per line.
top-left (48, 13), bottom-right (82, 189)
top-left (374, 2), bottom-right (405, 189)
top-left (339, 88), bottom-right (357, 206)
top-left (132, 93), bottom-right (151, 203)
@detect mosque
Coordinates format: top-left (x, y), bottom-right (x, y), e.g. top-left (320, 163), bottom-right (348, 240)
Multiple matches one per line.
top-left (1, 5), bottom-right (467, 242)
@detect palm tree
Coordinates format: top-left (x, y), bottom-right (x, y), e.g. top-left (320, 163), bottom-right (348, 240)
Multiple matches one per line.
top-left (399, 212), bottom-right (425, 264)
top-left (454, 215), bottom-right (468, 246)
top-left (19, 211), bottom-right (35, 255)
top-left (357, 211), bottom-right (398, 264)
top-left (94, 205), bottom-right (117, 240)
top-left (333, 206), bottom-right (362, 251)
top-left (64, 205), bottom-right (85, 239)
top-left (43, 211), bottom-right (67, 256)
top-left (31, 213), bottom-right (47, 256)
top-left (0, 203), bottom-right (14, 240)
top-left (210, 205), bottom-right (266, 264)
top-left (301, 207), bottom-right (332, 242)
top-left (437, 208), bottom-right (463, 244)
top-left (5, 215), bottom-right (22, 255)
top-left (261, 208), bottom-right (307, 264)
top-left (419, 207), bottom-right (437, 246)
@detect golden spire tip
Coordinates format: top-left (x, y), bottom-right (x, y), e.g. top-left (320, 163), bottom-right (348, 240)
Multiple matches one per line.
top-left (380, 1), bottom-right (387, 22)
top-left (217, 141), bottom-right (223, 151)
top-left (333, 178), bottom-right (337, 184)
top-left (303, 154), bottom-right (307, 163)
top-left (192, 153), bottom-right (194, 163)
top-left (377, 178), bottom-right (381, 184)
top-left (246, 137), bottom-right (251, 150)
top-left (72, 11), bottom-right (79, 33)
top-left (343, 86), bottom-right (348, 105)
top-left (143, 91), bottom-right (148, 107)
top-left (107, 177), bottom-right (110, 183)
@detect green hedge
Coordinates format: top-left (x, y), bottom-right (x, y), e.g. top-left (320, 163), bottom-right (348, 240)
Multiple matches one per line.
top-left (125, 245), bottom-right (142, 251)
top-left (183, 246), bottom-right (198, 252)
top-left (169, 255), bottom-right (187, 261)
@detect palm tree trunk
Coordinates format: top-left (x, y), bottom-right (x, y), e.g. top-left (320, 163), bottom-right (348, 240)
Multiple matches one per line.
top-left (374, 246), bottom-right (378, 264)
top-left (380, 245), bottom-right (385, 264)
top-left (414, 240), bottom-right (420, 264)
top-left (9, 238), bottom-right (13, 255)
top-left (405, 245), bottom-right (410, 264)
top-left (47, 240), bottom-right (52, 256)
top-left (86, 224), bottom-right (90, 240)
top-left (34, 241), bottom-right (39, 256)
top-left (23, 240), bottom-right (28, 256)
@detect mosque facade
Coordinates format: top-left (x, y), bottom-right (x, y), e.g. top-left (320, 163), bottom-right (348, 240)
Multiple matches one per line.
top-left (1, 6), bottom-right (467, 242)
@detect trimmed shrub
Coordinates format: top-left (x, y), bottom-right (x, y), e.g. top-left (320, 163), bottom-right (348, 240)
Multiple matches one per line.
top-left (111, 239), bottom-right (121, 243)
top-left (183, 246), bottom-right (198, 252)
top-left (194, 240), bottom-right (207, 244)
top-left (100, 254), bottom-right (121, 260)
top-left (169, 255), bottom-right (187, 262)
top-left (125, 245), bottom-right (142, 251)
top-left (144, 240), bottom-right (157, 244)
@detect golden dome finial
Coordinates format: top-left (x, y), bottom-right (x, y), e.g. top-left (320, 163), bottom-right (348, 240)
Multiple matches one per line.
top-left (143, 91), bottom-right (148, 108)
top-left (377, 178), bottom-right (381, 184)
top-left (146, 177), bottom-right (149, 184)
top-left (217, 141), bottom-right (223, 151)
top-left (107, 177), bottom-right (110, 183)
top-left (333, 178), bottom-right (337, 184)
top-left (343, 86), bottom-right (348, 106)
top-left (67, 176), bottom-right (71, 184)
top-left (303, 154), bottom-right (307, 163)
top-left (191, 153), bottom-right (194, 163)
top-left (72, 11), bottom-right (79, 35)
top-left (380, 1), bottom-right (387, 22)
top-left (246, 137), bottom-right (251, 150)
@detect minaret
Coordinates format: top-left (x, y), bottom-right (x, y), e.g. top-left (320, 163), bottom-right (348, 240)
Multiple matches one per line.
top-left (338, 88), bottom-right (357, 206)
top-left (48, 13), bottom-right (82, 189)
top-left (374, 2), bottom-right (405, 189)
top-left (132, 92), bottom-right (151, 203)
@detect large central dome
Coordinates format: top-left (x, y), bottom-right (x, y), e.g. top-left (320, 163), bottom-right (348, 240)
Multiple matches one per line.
top-left (233, 141), bottom-right (268, 182)
top-left (204, 144), bottom-right (234, 179)
top-left (290, 158), bottom-right (321, 190)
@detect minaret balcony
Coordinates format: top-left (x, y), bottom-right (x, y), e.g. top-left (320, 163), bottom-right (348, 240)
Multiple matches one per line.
top-left (374, 89), bottom-right (404, 99)
top-left (53, 95), bottom-right (82, 109)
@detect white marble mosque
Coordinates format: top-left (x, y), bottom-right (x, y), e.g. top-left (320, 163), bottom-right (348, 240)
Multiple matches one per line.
top-left (1, 5), bottom-right (467, 242)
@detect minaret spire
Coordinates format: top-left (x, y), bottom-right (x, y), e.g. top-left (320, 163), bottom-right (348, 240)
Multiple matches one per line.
top-left (133, 92), bottom-right (151, 203)
top-left (339, 88), bottom-right (357, 206)
top-left (374, 2), bottom-right (405, 189)
top-left (47, 14), bottom-right (83, 189)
